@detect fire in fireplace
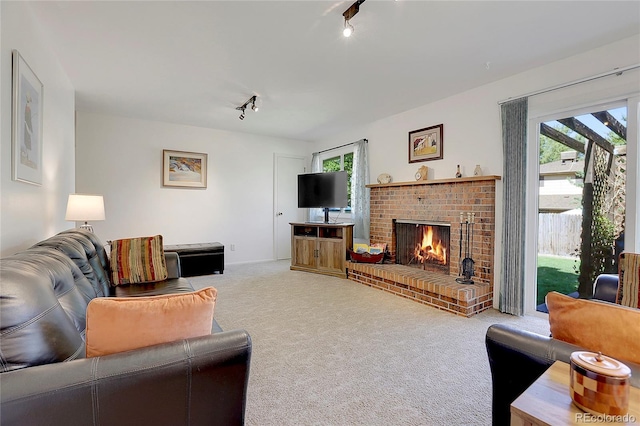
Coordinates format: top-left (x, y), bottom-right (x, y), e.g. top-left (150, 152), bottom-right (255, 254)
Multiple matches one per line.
top-left (415, 226), bottom-right (448, 265)
top-left (395, 220), bottom-right (451, 274)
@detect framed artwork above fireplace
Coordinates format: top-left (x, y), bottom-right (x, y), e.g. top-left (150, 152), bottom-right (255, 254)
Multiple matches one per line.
top-left (409, 124), bottom-right (443, 163)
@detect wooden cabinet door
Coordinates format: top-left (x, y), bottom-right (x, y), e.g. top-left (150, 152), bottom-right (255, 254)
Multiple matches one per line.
top-left (317, 239), bottom-right (344, 274)
top-left (292, 237), bottom-right (317, 269)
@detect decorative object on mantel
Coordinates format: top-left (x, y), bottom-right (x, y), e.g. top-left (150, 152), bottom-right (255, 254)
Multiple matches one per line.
top-left (455, 165), bottom-right (462, 178)
top-left (456, 212), bottom-right (475, 284)
top-left (409, 123), bottom-right (444, 163)
top-left (414, 165), bottom-right (428, 181)
top-left (474, 165), bottom-right (482, 176)
top-left (377, 173), bottom-right (392, 184)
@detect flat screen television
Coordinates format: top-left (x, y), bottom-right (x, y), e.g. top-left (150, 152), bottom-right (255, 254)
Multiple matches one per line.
top-left (298, 171), bottom-right (348, 223)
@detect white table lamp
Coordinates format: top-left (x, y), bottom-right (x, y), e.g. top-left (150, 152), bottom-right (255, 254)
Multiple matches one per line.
top-left (65, 194), bottom-right (105, 232)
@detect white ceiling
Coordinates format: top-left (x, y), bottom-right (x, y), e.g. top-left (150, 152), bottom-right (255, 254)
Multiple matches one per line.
top-left (28, 1), bottom-right (640, 142)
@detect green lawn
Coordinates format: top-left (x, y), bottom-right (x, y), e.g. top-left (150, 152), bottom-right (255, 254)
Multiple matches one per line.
top-left (536, 255), bottom-right (580, 306)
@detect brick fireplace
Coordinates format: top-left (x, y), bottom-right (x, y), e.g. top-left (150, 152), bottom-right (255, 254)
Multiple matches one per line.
top-left (346, 176), bottom-right (500, 317)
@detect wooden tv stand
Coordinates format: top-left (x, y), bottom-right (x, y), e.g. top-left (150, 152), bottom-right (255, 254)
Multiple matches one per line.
top-left (290, 222), bottom-right (354, 278)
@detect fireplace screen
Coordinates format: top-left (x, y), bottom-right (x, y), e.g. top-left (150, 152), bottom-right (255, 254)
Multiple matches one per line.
top-left (395, 220), bottom-right (451, 274)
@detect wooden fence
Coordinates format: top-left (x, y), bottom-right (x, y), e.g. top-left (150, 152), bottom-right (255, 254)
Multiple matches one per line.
top-left (538, 213), bottom-right (582, 257)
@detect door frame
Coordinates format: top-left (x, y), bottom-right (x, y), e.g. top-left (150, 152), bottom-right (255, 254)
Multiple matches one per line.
top-left (273, 153), bottom-right (307, 260)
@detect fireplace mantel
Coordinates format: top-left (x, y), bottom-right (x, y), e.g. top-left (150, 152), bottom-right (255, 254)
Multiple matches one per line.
top-left (366, 175), bottom-right (501, 189)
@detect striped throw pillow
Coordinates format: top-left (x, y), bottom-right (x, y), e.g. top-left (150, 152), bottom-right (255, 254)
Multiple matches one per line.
top-left (110, 235), bottom-right (168, 285)
top-left (617, 252), bottom-right (640, 309)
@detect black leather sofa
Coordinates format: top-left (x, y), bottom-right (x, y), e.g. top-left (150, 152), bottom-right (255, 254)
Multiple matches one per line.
top-left (0, 229), bottom-right (251, 426)
top-left (485, 275), bottom-right (640, 425)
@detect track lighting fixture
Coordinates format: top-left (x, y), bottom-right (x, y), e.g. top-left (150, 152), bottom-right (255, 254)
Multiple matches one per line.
top-left (235, 95), bottom-right (259, 121)
top-left (343, 19), bottom-right (354, 37)
top-left (342, 0), bottom-right (365, 37)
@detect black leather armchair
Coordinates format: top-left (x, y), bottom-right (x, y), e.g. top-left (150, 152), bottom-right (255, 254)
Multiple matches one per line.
top-left (592, 273), bottom-right (619, 302)
top-left (485, 274), bottom-right (637, 426)
top-left (486, 324), bottom-right (640, 425)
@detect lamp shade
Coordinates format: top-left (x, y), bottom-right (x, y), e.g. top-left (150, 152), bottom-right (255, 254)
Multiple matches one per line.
top-left (65, 194), bottom-right (105, 221)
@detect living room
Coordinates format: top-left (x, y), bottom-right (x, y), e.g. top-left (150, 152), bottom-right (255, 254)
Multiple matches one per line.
top-left (1, 1), bottom-right (640, 425)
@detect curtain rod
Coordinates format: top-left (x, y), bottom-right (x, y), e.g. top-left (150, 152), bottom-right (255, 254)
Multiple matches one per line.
top-left (498, 63), bottom-right (640, 105)
top-left (313, 138), bottom-right (368, 155)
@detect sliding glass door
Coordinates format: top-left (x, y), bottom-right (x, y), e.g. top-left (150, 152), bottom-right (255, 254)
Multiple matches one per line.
top-left (536, 106), bottom-right (628, 309)
top-left (527, 100), bottom-right (634, 313)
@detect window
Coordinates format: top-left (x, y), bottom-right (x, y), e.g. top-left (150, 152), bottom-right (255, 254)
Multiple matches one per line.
top-left (321, 150), bottom-right (353, 211)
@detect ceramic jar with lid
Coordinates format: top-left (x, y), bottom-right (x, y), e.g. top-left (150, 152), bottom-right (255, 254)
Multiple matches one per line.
top-left (569, 351), bottom-right (631, 416)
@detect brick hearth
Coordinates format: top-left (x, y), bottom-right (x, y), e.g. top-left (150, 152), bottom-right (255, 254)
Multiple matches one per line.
top-left (346, 262), bottom-right (493, 317)
top-left (347, 176), bottom-right (500, 316)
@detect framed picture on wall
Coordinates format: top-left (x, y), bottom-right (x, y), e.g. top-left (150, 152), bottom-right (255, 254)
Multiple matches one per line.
top-left (12, 50), bottom-right (44, 185)
top-left (408, 124), bottom-right (444, 163)
top-left (163, 150), bottom-right (208, 188)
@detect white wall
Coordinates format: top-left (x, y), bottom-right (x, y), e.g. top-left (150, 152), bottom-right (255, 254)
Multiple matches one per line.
top-left (75, 112), bottom-right (309, 264)
top-left (312, 35), bottom-right (640, 309)
top-left (0, 2), bottom-right (75, 257)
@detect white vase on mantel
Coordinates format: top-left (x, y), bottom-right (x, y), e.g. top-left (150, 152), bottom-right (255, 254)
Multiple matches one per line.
top-left (474, 165), bottom-right (482, 176)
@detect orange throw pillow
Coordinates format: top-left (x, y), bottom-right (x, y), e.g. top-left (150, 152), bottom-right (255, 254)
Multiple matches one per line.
top-left (85, 287), bottom-right (217, 357)
top-left (546, 291), bottom-right (640, 364)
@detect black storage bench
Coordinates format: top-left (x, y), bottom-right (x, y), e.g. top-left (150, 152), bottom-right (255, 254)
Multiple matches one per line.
top-left (164, 242), bottom-right (224, 277)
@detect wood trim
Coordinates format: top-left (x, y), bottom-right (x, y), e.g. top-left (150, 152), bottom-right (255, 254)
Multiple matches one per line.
top-left (366, 175), bottom-right (501, 188)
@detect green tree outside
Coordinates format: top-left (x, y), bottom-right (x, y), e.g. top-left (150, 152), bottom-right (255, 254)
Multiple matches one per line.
top-left (323, 152), bottom-right (353, 208)
top-left (539, 123), bottom-right (586, 164)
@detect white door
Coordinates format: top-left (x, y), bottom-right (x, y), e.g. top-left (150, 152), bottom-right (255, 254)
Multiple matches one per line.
top-left (274, 154), bottom-right (306, 260)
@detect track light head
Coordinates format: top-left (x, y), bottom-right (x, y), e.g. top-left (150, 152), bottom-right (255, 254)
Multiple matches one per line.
top-left (239, 112), bottom-right (245, 120)
top-left (343, 19), bottom-right (354, 37)
top-left (341, 0), bottom-right (364, 37)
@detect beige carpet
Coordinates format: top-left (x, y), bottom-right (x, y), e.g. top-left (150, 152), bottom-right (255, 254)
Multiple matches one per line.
top-left (190, 261), bottom-right (550, 426)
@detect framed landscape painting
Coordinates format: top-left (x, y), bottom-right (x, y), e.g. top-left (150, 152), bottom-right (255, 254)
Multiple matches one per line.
top-left (409, 124), bottom-right (443, 163)
top-left (163, 150), bottom-right (208, 188)
top-left (12, 50), bottom-right (44, 185)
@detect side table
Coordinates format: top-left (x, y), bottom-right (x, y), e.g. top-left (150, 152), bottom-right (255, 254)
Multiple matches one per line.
top-left (510, 361), bottom-right (639, 425)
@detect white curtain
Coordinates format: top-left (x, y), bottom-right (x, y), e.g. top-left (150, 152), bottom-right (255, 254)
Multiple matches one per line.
top-left (351, 139), bottom-right (370, 241)
top-left (308, 153), bottom-right (323, 222)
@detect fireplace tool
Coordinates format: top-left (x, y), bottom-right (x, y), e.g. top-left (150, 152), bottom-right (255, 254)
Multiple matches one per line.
top-left (456, 212), bottom-right (475, 284)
